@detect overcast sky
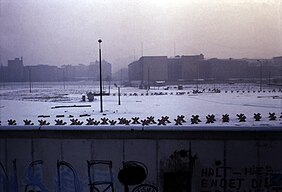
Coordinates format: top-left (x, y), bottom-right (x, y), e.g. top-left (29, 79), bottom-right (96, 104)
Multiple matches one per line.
top-left (0, 0), bottom-right (281, 71)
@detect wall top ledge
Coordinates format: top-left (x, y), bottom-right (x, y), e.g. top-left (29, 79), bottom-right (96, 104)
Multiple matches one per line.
top-left (0, 125), bottom-right (282, 140)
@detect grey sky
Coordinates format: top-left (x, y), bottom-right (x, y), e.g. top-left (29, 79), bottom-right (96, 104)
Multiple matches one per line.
top-left (0, 0), bottom-right (281, 71)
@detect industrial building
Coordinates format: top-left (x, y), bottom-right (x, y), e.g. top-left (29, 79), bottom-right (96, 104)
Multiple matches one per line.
top-left (7, 57), bottom-right (24, 82)
top-left (128, 56), bottom-right (168, 87)
top-left (0, 59), bottom-right (112, 82)
top-left (89, 60), bottom-right (112, 81)
top-left (128, 55), bottom-right (281, 85)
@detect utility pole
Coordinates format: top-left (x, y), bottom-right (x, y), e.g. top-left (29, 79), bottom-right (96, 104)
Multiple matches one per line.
top-left (98, 39), bottom-right (103, 113)
top-left (29, 67), bottom-right (32, 93)
top-left (63, 68), bottom-right (65, 89)
top-left (108, 76), bottom-right (111, 94)
top-left (197, 62), bottom-right (199, 93)
top-left (260, 61), bottom-right (263, 91)
top-left (147, 67), bottom-right (150, 90)
top-left (118, 86), bottom-right (121, 105)
top-left (258, 60), bottom-right (263, 91)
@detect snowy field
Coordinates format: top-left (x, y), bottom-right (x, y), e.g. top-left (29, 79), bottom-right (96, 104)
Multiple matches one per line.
top-left (0, 82), bottom-right (281, 128)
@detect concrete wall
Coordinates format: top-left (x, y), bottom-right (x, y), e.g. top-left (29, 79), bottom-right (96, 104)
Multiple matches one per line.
top-left (1, 129), bottom-right (282, 192)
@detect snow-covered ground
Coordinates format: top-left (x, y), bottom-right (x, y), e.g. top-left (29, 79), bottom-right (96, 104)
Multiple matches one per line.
top-left (0, 82), bottom-right (281, 128)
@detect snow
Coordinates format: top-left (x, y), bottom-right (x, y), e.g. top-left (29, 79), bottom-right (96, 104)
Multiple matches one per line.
top-left (0, 82), bottom-right (281, 128)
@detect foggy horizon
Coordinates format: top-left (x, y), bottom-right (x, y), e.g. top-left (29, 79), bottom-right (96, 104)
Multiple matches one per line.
top-left (0, 0), bottom-right (281, 72)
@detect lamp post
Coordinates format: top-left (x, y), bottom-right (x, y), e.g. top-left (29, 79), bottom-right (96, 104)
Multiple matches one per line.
top-left (147, 66), bottom-right (150, 90)
top-left (118, 86), bottom-right (121, 105)
top-left (260, 61), bottom-right (263, 91)
top-left (196, 62), bottom-right (199, 93)
top-left (98, 39), bottom-right (103, 112)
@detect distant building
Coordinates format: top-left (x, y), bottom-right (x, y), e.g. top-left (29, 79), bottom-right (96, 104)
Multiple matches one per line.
top-left (24, 65), bottom-right (61, 82)
top-left (128, 56), bottom-right (168, 85)
top-left (73, 64), bottom-right (89, 80)
top-left (168, 56), bottom-right (182, 81)
top-left (1, 55), bottom-right (280, 84)
top-left (129, 55), bottom-right (205, 83)
top-left (140, 56), bottom-right (168, 83)
top-left (112, 68), bottom-right (129, 82)
top-left (128, 60), bottom-right (141, 82)
top-left (168, 54), bottom-right (204, 81)
top-left (201, 58), bottom-right (250, 81)
top-left (271, 56), bottom-right (282, 84)
top-left (127, 54), bottom-right (281, 84)
top-left (180, 54), bottom-right (204, 80)
top-left (89, 60), bottom-right (112, 81)
top-left (272, 56), bottom-right (282, 65)
top-left (61, 65), bottom-right (76, 81)
top-left (8, 57), bottom-right (24, 82)
top-left (0, 65), bottom-right (9, 82)
top-left (0, 58), bottom-right (113, 82)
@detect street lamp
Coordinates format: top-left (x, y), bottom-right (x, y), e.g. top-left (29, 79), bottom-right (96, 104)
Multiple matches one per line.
top-left (147, 66), bottom-right (150, 91)
top-left (98, 39), bottom-right (103, 112)
top-left (260, 61), bottom-right (263, 91)
top-left (197, 62), bottom-right (199, 93)
top-left (118, 86), bottom-right (121, 105)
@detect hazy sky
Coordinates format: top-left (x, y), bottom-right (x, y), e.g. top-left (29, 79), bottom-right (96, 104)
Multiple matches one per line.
top-left (0, 0), bottom-right (281, 71)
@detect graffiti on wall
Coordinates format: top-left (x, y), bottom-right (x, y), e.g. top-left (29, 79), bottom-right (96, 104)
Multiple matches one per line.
top-left (0, 160), bottom-right (18, 192)
top-left (200, 164), bottom-right (282, 192)
top-left (1, 159), bottom-right (282, 192)
top-left (56, 160), bottom-right (81, 192)
top-left (160, 147), bottom-right (197, 192)
top-left (0, 160), bottom-right (84, 192)
top-left (25, 160), bottom-right (48, 192)
top-left (0, 160), bottom-right (158, 192)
